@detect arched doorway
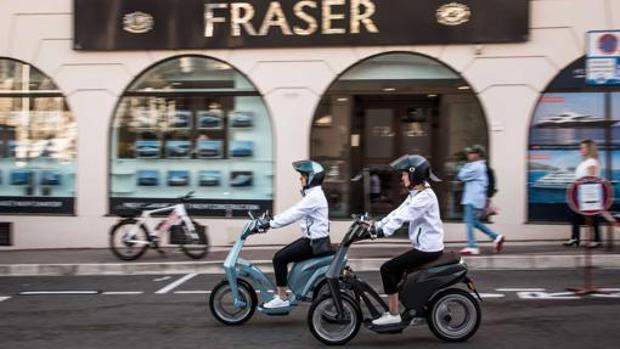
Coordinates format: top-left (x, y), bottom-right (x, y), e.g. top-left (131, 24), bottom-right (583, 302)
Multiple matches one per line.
top-left (109, 55), bottom-right (273, 217)
top-left (310, 52), bottom-right (488, 220)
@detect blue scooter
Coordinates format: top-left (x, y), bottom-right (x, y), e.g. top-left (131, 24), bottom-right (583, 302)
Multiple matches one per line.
top-left (209, 211), bottom-right (336, 325)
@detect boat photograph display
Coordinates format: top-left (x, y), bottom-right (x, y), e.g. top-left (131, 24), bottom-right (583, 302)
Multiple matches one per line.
top-left (530, 93), bottom-right (611, 145)
top-left (230, 171), bottom-right (253, 187)
top-left (165, 140), bottom-right (192, 158)
top-left (10, 170), bottom-right (33, 186)
top-left (229, 111), bottom-right (253, 128)
top-left (136, 170), bottom-right (159, 186)
top-left (197, 110), bottom-right (224, 129)
top-left (197, 140), bottom-right (223, 159)
top-left (167, 170), bottom-right (190, 186)
top-left (40, 170), bottom-right (62, 186)
top-left (168, 110), bottom-right (192, 129)
top-left (199, 170), bottom-right (221, 187)
top-left (229, 141), bottom-right (254, 158)
top-left (134, 140), bottom-right (161, 158)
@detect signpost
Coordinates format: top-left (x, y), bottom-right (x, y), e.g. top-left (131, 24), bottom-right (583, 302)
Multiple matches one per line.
top-left (586, 30), bottom-right (620, 86)
top-left (566, 176), bottom-right (613, 295)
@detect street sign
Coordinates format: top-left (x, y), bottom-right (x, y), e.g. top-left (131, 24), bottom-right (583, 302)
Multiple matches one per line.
top-left (567, 176), bottom-right (613, 215)
top-left (586, 30), bottom-right (620, 86)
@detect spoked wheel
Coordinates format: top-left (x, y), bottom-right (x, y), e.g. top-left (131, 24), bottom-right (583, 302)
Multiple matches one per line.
top-left (180, 221), bottom-right (209, 259)
top-left (307, 293), bottom-right (362, 346)
top-left (109, 220), bottom-right (150, 261)
top-left (427, 288), bottom-right (481, 342)
top-left (209, 279), bottom-right (257, 326)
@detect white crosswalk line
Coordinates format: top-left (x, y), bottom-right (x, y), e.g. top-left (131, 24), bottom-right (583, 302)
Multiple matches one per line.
top-left (19, 291), bottom-right (99, 295)
top-left (0, 296), bottom-right (10, 302)
top-left (174, 290), bottom-right (211, 294)
top-left (102, 291), bottom-right (144, 295)
top-left (155, 273), bottom-right (198, 294)
top-left (497, 288), bottom-right (546, 292)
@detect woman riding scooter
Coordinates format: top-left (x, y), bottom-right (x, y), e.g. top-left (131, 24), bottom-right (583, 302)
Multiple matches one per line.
top-left (256, 160), bottom-right (332, 309)
top-left (371, 154), bottom-right (444, 326)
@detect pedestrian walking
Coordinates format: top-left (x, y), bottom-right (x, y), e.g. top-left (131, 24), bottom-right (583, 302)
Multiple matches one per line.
top-left (458, 145), bottom-right (504, 255)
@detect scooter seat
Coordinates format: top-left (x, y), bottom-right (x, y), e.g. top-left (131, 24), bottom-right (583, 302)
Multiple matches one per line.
top-left (405, 252), bottom-right (461, 273)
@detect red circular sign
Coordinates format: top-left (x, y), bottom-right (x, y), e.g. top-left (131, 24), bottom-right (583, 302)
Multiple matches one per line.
top-left (567, 176), bottom-right (614, 215)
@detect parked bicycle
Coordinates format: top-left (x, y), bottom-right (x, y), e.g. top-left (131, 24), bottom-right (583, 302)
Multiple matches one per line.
top-left (109, 191), bottom-right (209, 260)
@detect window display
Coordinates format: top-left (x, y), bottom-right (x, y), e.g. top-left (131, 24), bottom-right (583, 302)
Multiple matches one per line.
top-left (0, 59), bottom-right (76, 214)
top-left (110, 56), bottom-right (273, 216)
top-left (528, 57), bottom-right (620, 221)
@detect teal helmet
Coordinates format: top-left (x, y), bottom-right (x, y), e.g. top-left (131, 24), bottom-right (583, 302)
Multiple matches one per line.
top-left (390, 154), bottom-right (440, 186)
top-left (293, 160), bottom-right (325, 189)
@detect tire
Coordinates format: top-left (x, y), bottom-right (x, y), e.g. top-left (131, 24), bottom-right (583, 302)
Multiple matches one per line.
top-left (209, 279), bottom-right (257, 326)
top-left (109, 219), bottom-right (149, 261)
top-left (307, 293), bottom-right (362, 346)
top-left (426, 288), bottom-right (481, 342)
top-left (180, 221), bottom-right (209, 259)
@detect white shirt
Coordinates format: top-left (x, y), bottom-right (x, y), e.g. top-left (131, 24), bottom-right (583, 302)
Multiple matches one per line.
top-left (575, 158), bottom-right (600, 179)
top-left (270, 186), bottom-right (329, 240)
top-left (376, 184), bottom-right (444, 252)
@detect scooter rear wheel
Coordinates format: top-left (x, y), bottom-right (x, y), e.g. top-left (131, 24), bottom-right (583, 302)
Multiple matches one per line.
top-left (307, 293), bottom-right (361, 346)
top-left (209, 279), bottom-right (257, 326)
top-left (426, 288), bottom-right (481, 342)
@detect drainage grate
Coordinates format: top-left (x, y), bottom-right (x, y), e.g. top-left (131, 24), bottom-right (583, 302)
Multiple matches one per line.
top-left (0, 222), bottom-right (12, 246)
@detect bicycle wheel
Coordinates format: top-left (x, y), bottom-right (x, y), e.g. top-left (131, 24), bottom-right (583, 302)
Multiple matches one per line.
top-left (109, 219), bottom-right (150, 261)
top-left (180, 220), bottom-right (209, 259)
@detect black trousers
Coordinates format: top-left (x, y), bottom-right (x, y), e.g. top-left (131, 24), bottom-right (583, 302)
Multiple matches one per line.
top-left (569, 210), bottom-right (601, 242)
top-left (380, 249), bottom-right (443, 295)
top-left (273, 237), bottom-right (314, 287)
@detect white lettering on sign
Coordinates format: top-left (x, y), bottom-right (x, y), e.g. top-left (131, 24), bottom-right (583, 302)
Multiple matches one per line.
top-left (204, 0), bottom-right (379, 38)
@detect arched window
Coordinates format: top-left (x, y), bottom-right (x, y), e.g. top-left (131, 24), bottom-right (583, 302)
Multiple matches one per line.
top-left (0, 58), bottom-right (76, 214)
top-left (110, 56), bottom-right (273, 217)
top-left (311, 52), bottom-right (487, 220)
top-left (528, 57), bottom-right (620, 221)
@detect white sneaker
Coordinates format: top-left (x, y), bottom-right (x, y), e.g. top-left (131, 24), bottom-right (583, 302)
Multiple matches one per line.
top-left (494, 235), bottom-right (505, 253)
top-left (372, 312), bottom-right (402, 326)
top-left (263, 296), bottom-right (290, 309)
top-left (459, 247), bottom-right (480, 256)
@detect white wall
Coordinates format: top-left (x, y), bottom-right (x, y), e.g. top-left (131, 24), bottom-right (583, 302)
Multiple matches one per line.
top-left (0, 0), bottom-right (617, 249)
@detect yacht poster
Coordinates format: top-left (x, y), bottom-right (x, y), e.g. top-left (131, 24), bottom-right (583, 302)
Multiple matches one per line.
top-left (530, 93), bottom-right (610, 145)
top-left (613, 93), bottom-right (620, 144)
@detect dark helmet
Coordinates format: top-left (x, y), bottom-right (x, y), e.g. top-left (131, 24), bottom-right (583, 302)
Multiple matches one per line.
top-left (389, 154), bottom-right (440, 186)
top-left (465, 144), bottom-right (486, 157)
top-left (292, 160), bottom-right (325, 189)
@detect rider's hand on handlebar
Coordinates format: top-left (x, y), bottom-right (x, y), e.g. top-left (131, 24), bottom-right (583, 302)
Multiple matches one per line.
top-left (255, 218), bottom-right (271, 233)
top-left (369, 222), bottom-right (385, 240)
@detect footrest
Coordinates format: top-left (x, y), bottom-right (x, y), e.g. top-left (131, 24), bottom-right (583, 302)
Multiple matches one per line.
top-left (366, 321), bottom-right (409, 334)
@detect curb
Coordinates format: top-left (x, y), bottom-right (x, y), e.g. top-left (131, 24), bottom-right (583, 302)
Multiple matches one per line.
top-left (1, 254), bottom-right (620, 276)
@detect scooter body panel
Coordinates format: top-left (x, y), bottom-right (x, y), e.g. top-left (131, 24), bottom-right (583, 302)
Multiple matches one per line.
top-left (399, 264), bottom-right (467, 314)
top-left (288, 254), bottom-right (334, 297)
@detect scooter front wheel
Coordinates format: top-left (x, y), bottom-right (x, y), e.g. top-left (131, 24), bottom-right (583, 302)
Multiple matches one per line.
top-left (307, 293), bottom-right (362, 346)
top-left (209, 279), bottom-right (257, 326)
top-left (426, 288), bottom-right (481, 342)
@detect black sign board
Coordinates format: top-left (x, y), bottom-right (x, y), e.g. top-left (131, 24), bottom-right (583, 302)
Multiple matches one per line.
top-left (74, 0), bottom-right (530, 50)
top-left (110, 198), bottom-right (272, 218)
top-left (0, 197), bottom-right (74, 215)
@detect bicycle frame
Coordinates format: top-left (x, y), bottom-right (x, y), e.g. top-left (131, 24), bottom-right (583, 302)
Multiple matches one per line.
top-left (124, 203), bottom-right (198, 245)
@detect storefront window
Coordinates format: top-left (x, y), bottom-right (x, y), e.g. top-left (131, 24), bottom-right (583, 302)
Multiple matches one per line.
top-left (110, 56), bottom-right (273, 217)
top-left (0, 59), bottom-right (76, 214)
top-left (311, 53), bottom-right (487, 220)
top-left (528, 57), bottom-right (620, 221)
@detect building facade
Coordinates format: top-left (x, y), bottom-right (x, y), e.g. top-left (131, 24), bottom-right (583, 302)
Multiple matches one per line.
top-left (0, 0), bottom-right (619, 249)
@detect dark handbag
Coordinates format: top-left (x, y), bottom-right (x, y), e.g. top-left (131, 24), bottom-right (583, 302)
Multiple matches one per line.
top-left (310, 236), bottom-right (332, 255)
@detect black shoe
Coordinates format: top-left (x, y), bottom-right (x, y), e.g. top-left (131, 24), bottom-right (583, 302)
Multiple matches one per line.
top-left (562, 239), bottom-right (579, 247)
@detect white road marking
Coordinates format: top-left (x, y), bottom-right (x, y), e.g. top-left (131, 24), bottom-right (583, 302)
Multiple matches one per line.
top-left (600, 288), bottom-right (620, 292)
top-left (476, 293), bottom-right (506, 299)
top-left (102, 291), bottom-right (144, 295)
top-left (0, 296), bottom-right (10, 302)
top-left (497, 288), bottom-right (546, 292)
top-left (19, 291), bottom-right (100, 295)
top-left (155, 273), bottom-right (198, 294)
top-left (517, 291), bottom-right (579, 300)
top-left (174, 290), bottom-right (211, 294)
top-left (153, 276), bottom-right (172, 282)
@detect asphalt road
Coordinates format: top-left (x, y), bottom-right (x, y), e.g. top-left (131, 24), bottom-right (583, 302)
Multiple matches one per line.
top-left (1, 270), bottom-right (619, 349)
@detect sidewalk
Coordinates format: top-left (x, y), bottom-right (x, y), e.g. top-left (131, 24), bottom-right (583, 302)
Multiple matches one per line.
top-left (1, 241), bottom-right (618, 276)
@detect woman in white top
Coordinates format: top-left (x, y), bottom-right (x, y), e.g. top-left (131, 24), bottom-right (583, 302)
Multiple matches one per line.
top-left (563, 139), bottom-right (601, 248)
top-left (370, 154), bottom-right (444, 326)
